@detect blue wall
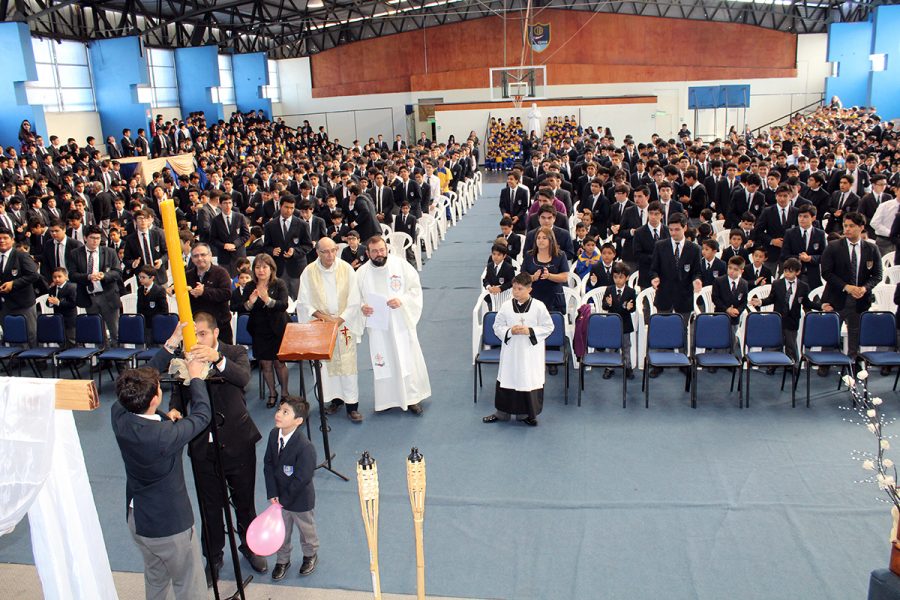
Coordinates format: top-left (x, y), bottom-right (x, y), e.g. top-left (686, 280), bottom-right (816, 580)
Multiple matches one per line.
top-left (0, 22), bottom-right (46, 151)
top-left (88, 36), bottom-right (151, 142)
top-left (825, 21), bottom-right (873, 108)
top-left (174, 46), bottom-right (223, 123)
top-left (868, 5), bottom-right (900, 120)
top-left (233, 52), bottom-right (271, 119)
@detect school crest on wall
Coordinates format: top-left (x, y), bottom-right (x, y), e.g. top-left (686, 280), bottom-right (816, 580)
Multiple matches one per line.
top-left (529, 23), bottom-right (551, 53)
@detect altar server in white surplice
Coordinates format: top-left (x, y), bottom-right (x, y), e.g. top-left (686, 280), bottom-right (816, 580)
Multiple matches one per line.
top-left (298, 237), bottom-right (364, 422)
top-left (483, 273), bottom-right (553, 427)
top-left (357, 235), bottom-right (431, 415)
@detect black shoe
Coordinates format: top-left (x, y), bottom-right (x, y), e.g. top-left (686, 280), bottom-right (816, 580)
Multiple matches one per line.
top-left (522, 417), bottom-right (538, 427)
top-left (241, 548), bottom-right (268, 574)
top-left (817, 366), bottom-right (830, 377)
top-left (626, 368), bottom-right (635, 380)
top-left (602, 368), bottom-right (614, 379)
top-left (648, 367), bottom-right (662, 378)
top-left (325, 399), bottom-right (344, 415)
top-left (483, 414), bottom-right (499, 423)
top-left (266, 395), bottom-right (277, 408)
top-left (548, 365), bottom-right (558, 376)
top-left (272, 562), bottom-right (290, 581)
top-left (765, 366), bottom-right (777, 375)
top-left (706, 367), bottom-right (718, 374)
top-left (299, 554), bottom-right (318, 576)
top-left (205, 559), bottom-right (224, 588)
top-left (409, 403), bottom-right (424, 415)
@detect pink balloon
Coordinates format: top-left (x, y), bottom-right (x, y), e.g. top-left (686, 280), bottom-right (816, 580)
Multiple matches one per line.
top-left (246, 502), bottom-right (286, 556)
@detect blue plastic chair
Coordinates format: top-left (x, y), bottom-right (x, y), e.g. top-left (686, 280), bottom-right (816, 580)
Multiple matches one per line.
top-left (473, 312), bottom-right (502, 403)
top-left (18, 314), bottom-right (65, 377)
top-left (742, 312), bottom-right (796, 408)
top-left (98, 314), bottom-right (146, 392)
top-left (799, 312), bottom-right (853, 407)
top-left (579, 313), bottom-right (626, 408)
top-left (235, 313), bottom-right (264, 400)
top-left (858, 311), bottom-right (900, 391)
top-left (0, 314), bottom-right (28, 375)
top-left (56, 314), bottom-right (104, 381)
top-left (137, 313), bottom-right (180, 363)
top-left (642, 313), bottom-right (691, 408)
top-left (691, 313), bottom-right (741, 408)
top-left (545, 312), bottom-right (570, 404)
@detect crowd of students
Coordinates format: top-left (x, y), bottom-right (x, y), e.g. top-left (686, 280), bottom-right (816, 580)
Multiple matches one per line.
top-left (488, 105), bottom-right (900, 383)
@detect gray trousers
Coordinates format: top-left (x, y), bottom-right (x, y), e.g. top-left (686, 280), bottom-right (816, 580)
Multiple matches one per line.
top-left (275, 508), bottom-right (319, 564)
top-left (0, 304), bottom-right (36, 346)
top-left (127, 510), bottom-right (206, 600)
top-left (87, 291), bottom-right (120, 345)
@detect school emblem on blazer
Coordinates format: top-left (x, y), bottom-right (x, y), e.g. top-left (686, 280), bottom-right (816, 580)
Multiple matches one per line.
top-left (390, 274), bottom-right (402, 292)
top-left (683, 264), bottom-right (690, 272)
top-left (812, 243), bottom-right (819, 250)
top-left (529, 23), bottom-right (551, 53)
top-left (283, 465), bottom-right (294, 476)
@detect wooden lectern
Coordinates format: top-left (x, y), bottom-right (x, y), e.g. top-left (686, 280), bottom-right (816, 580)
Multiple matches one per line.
top-left (278, 321), bottom-right (348, 481)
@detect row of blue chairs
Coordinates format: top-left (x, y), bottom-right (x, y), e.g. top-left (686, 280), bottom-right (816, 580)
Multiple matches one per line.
top-left (474, 309), bottom-right (900, 409)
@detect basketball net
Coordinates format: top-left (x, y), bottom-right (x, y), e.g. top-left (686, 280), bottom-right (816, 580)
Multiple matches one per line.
top-left (512, 95), bottom-right (524, 110)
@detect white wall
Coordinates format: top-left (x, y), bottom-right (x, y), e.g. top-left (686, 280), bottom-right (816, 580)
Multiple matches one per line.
top-left (152, 107), bottom-right (182, 123)
top-left (44, 110), bottom-right (104, 152)
top-left (275, 34), bottom-right (827, 147)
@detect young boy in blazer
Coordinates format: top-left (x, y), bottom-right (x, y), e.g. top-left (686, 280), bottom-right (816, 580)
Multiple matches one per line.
top-left (601, 262), bottom-right (637, 379)
top-left (264, 396), bottom-right (319, 581)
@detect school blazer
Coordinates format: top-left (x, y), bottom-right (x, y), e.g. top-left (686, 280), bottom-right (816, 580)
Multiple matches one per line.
top-left (757, 278), bottom-right (812, 331)
top-left (780, 226), bottom-right (826, 289)
top-left (711, 276), bottom-right (749, 324)
top-left (649, 238), bottom-right (702, 313)
top-left (601, 284), bottom-right (636, 334)
top-left (263, 428), bottom-right (317, 513)
top-left (821, 238), bottom-right (883, 312)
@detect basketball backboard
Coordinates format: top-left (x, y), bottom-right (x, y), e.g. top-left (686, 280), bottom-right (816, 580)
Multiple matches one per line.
top-left (489, 66), bottom-right (546, 101)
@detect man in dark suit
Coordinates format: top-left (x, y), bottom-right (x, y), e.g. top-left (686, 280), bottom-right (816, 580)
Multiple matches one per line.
top-left (821, 211), bottom-right (883, 358)
top-left (523, 206), bottom-right (575, 261)
top-left (649, 212), bottom-right (702, 321)
top-left (298, 200), bottom-right (328, 264)
top-left (147, 313), bottom-right (267, 584)
top-left (394, 168), bottom-right (423, 217)
top-left (826, 174), bottom-right (860, 233)
top-left (69, 225), bottom-right (122, 345)
top-left (726, 174), bottom-right (765, 228)
top-left (392, 134), bottom-right (405, 152)
top-left (828, 155), bottom-right (870, 198)
top-left (371, 174), bottom-right (396, 224)
top-left (499, 173), bottom-right (530, 233)
top-left (41, 220), bottom-right (83, 285)
top-left (656, 182), bottom-right (685, 226)
top-left (120, 128), bottom-right (135, 158)
top-left (186, 243), bottom-right (236, 344)
top-left (858, 174), bottom-right (893, 238)
top-left (151, 129), bottom-right (172, 157)
top-left (123, 209), bottom-right (169, 284)
top-left (342, 187), bottom-right (379, 245)
top-left (111, 357), bottom-right (210, 599)
top-left (0, 227), bottom-right (40, 345)
top-left (781, 204), bottom-right (826, 290)
top-left (633, 201), bottom-right (668, 289)
top-left (209, 196), bottom-right (250, 276)
top-left (264, 196), bottom-right (312, 299)
top-left (753, 184), bottom-right (798, 271)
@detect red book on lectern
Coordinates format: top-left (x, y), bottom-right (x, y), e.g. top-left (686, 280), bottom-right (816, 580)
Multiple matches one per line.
top-left (277, 321), bottom-right (338, 362)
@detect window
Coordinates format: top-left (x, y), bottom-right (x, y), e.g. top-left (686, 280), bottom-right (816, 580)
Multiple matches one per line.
top-left (265, 59), bottom-right (281, 103)
top-left (217, 54), bottom-right (235, 105)
top-left (25, 38), bottom-right (96, 112)
top-left (146, 48), bottom-right (179, 108)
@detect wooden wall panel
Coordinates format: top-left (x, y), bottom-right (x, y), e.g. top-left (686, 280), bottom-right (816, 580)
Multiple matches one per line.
top-left (309, 10), bottom-right (798, 98)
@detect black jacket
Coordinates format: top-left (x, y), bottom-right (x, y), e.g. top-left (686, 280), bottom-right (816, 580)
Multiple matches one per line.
top-left (650, 238), bottom-right (701, 313)
top-left (601, 284), bottom-right (636, 334)
top-left (67, 245), bottom-right (122, 308)
top-left (756, 278), bottom-right (812, 331)
top-left (821, 238), bottom-right (882, 312)
top-left (263, 427), bottom-right (317, 513)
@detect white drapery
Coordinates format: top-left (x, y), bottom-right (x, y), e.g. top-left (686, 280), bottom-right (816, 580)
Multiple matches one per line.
top-left (0, 377), bottom-right (117, 600)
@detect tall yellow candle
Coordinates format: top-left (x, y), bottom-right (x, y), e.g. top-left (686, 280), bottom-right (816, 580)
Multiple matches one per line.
top-left (158, 199), bottom-right (197, 351)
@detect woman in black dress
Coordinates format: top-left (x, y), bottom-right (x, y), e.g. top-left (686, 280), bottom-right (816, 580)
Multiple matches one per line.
top-left (242, 253), bottom-right (290, 407)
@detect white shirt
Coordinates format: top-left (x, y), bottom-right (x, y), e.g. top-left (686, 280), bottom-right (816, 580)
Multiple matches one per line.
top-left (86, 247), bottom-right (102, 293)
top-left (870, 198), bottom-right (899, 237)
top-left (278, 427), bottom-right (297, 451)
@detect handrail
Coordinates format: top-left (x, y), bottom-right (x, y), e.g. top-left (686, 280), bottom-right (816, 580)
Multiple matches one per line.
top-left (751, 94), bottom-right (824, 136)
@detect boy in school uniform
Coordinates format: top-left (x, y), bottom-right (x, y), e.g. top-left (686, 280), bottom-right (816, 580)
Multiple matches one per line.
top-left (743, 247), bottom-right (773, 287)
top-left (231, 268), bottom-right (253, 315)
top-left (46, 267), bottom-right (78, 346)
top-left (264, 396), bottom-right (319, 581)
top-left (721, 228), bottom-right (751, 262)
top-left (136, 265), bottom-right (168, 339)
top-left (750, 257), bottom-right (813, 373)
top-left (712, 256), bottom-right (749, 357)
top-left (699, 239), bottom-right (727, 287)
top-left (340, 230), bottom-right (366, 270)
top-left (482, 242), bottom-right (516, 309)
top-left (601, 262), bottom-right (636, 379)
top-left (587, 242), bottom-right (618, 292)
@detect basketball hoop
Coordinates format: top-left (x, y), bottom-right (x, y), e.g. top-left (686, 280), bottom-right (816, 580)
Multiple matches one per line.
top-left (512, 95), bottom-right (524, 110)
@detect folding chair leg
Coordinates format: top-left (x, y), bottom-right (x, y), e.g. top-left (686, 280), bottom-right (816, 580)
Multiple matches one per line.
top-left (894, 368), bottom-right (899, 391)
top-left (622, 367), bottom-right (627, 409)
top-left (645, 368), bottom-right (650, 409)
top-left (729, 369), bottom-right (736, 393)
top-left (836, 365), bottom-right (843, 391)
top-left (806, 363), bottom-right (811, 408)
top-left (745, 366), bottom-right (751, 408)
top-left (790, 368), bottom-right (796, 408)
top-left (691, 366), bottom-right (697, 409)
top-left (473, 363), bottom-right (477, 404)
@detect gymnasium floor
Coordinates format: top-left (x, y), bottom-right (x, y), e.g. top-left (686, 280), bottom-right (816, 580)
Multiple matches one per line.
top-left (0, 174), bottom-right (892, 599)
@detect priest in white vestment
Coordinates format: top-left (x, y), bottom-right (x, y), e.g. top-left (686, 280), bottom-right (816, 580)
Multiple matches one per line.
top-left (483, 273), bottom-right (553, 426)
top-left (298, 238), bottom-right (364, 421)
top-left (357, 236), bottom-right (431, 414)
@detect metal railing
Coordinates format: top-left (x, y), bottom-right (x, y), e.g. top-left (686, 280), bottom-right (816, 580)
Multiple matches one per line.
top-left (751, 93), bottom-right (825, 136)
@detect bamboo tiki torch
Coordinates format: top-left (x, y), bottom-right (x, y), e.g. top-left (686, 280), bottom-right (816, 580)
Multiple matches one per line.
top-left (357, 451), bottom-right (382, 600)
top-left (158, 198), bottom-right (197, 350)
top-left (407, 447), bottom-right (426, 600)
